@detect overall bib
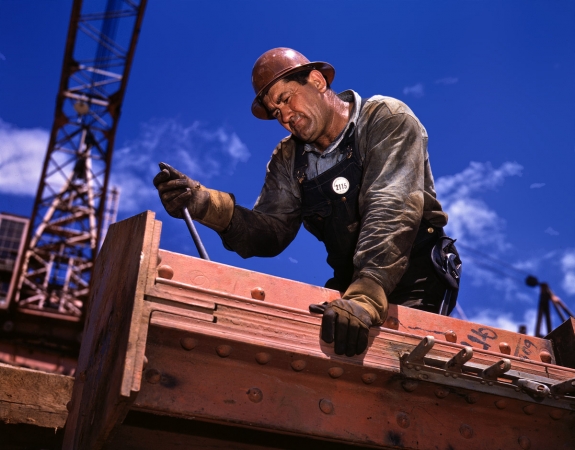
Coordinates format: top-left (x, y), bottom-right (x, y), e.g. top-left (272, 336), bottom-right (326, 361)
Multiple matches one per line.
top-left (294, 106), bottom-right (459, 313)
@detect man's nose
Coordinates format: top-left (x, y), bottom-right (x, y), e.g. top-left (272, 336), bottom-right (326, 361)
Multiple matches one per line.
top-left (278, 106), bottom-right (293, 125)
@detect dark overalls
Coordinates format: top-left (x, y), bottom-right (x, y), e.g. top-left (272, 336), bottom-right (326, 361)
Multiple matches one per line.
top-left (294, 105), bottom-right (459, 314)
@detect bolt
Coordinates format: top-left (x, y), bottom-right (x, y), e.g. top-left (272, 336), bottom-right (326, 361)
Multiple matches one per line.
top-left (523, 404), bottom-right (536, 415)
top-left (251, 287), bottom-right (265, 300)
top-left (488, 381), bottom-right (493, 386)
top-left (494, 400), bottom-right (507, 409)
top-left (459, 424), bottom-right (473, 439)
top-left (402, 380), bottom-right (419, 392)
top-left (328, 367), bottom-right (344, 378)
top-left (444, 372), bottom-right (450, 377)
top-left (396, 412), bottom-right (410, 428)
top-left (255, 352), bottom-right (271, 365)
top-left (291, 359), bottom-right (306, 371)
top-left (518, 436), bottom-right (531, 450)
top-left (216, 345), bottom-right (232, 358)
top-left (180, 337), bottom-right (198, 351)
top-left (480, 380), bottom-right (486, 385)
top-left (539, 350), bottom-right (552, 363)
top-left (362, 373), bottom-right (377, 384)
top-left (444, 330), bottom-right (457, 343)
top-left (498, 342), bottom-right (511, 355)
top-left (435, 388), bottom-right (449, 399)
top-left (247, 388), bottom-right (263, 403)
top-left (452, 373), bottom-right (458, 379)
top-left (385, 316), bottom-right (399, 330)
top-left (157, 264), bottom-right (174, 279)
top-left (319, 398), bottom-right (334, 414)
top-left (145, 368), bottom-right (161, 384)
top-left (415, 365), bottom-right (421, 371)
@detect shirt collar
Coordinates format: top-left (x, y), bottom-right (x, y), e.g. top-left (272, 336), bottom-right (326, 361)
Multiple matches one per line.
top-left (303, 90), bottom-right (361, 155)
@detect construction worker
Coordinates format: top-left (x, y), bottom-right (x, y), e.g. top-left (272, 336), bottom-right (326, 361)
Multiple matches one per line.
top-left (153, 48), bottom-right (460, 357)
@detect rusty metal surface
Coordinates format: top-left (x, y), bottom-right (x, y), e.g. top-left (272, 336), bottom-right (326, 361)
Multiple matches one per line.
top-left (64, 214), bottom-right (575, 449)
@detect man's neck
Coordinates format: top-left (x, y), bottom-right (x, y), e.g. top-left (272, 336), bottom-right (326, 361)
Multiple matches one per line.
top-left (313, 94), bottom-right (352, 152)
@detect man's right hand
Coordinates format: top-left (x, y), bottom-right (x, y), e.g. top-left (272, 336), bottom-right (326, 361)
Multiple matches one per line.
top-left (153, 162), bottom-right (235, 232)
top-left (153, 162), bottom-right (210, 219)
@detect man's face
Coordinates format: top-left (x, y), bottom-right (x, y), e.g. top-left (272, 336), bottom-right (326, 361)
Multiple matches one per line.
top-left (262, 72), bottom-right (329, 144)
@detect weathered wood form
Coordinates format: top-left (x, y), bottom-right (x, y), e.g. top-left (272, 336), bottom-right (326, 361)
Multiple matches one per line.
top-left (63, 211), bottom-right (575, 449)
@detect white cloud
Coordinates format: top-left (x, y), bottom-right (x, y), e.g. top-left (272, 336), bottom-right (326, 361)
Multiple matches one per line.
top-left (112, 117), bottom-right (250, 213)
top-left (561, 250), bottom-right (575, 295)
top-left (288, 257), bottom-right (298, 264)
top-left (403, 83), bottom-right (424, 98)
top-left (530, 182), bottom-right (545, 189)
top-left (468, 308), bottom-right (536, 335)
top-left (435, 77), bottom-right (458, 85)
top-left (0, 52), bottom-right (5, 61)
top-left (544, 227), bottom-right (559, 236)
top-left (0, 119), bottom-right (49, 196)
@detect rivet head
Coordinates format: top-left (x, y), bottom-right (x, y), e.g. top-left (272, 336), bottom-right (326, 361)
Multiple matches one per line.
top-left (396, 412), bottom-right (410, 428)
top-left (384, 316), bottom-right (399, 330)
top-left (518, 436), bottom-right (531, 449)
top-left (523, 404), bottom-right (536, 415)
top-left (444, 330), bottom-right (457, 343)
top-left (66, 401), bottom-right (72, 412)
top-left (216, 345), bottom-right (232, 358)
top-left (494, 399), bottom-right (507, 409)
top-left (402, 380), bottom-right (419, 392)
top-left (319, 398), bottom-right (334, 414)
top-left (549, 409), bottom-right (564, 420)
top-left (466, 394), bottom-right (479, 404)
top-left (459, 424), bottom-right (473, 439)
top-left (435, 387), bottom-right (449, 398)
top-left (499, 342), bottom-right (511, 355)
top-left (427, 227), bottom-right (434, 234)
top-left (291, 359), bottom-right (306, 371)
top-left (145, 368), bottom-right (161, 384)
top-left (157, 264), bottom-right (174, 279)
top-left (250, 287), bottom-right (265, 300)
top-left (328, 367), bottom-right (344, 378)
top-left (255, 352), bottom-right (271, 365)
top-left (180, 337), bottom-right (198, 351)
top-left (247, 388), bottom-right (263, 403)
top-left (539, 350), bottom-right (552, 363)
top-left (362, 373), bottom-right (377, 384)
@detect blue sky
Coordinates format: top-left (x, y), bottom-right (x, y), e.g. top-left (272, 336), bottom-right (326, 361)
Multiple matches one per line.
top-left (1, 1), bottom-right (574, 334)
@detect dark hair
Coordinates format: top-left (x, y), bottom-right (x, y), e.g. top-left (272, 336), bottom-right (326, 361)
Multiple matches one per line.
top-left (282, 69), bottom-right (331, 89)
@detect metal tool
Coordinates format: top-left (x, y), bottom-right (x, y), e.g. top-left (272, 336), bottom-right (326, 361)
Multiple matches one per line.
top-left (182, 206), bottom-right (210, 260)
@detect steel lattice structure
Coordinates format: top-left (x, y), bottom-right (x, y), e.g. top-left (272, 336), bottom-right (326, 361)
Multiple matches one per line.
top-left (12, 0), bottom-right (147, 320)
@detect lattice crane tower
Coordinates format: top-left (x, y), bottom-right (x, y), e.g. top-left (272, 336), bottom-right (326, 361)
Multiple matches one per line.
top-left (11, 0), bottom-right (147, 320)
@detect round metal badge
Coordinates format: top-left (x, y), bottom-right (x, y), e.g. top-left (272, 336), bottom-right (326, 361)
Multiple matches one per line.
top-left (332, 177), bottom-right (350, 195)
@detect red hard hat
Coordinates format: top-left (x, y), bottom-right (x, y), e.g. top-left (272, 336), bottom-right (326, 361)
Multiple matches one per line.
top-left (251, 48), bottom-right (335, 120)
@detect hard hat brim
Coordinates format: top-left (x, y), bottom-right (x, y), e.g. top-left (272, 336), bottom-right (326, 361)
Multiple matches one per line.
top-left (251, 61), bottom-right (335, 120)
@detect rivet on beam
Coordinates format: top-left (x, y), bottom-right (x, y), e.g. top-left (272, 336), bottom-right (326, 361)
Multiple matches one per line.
top-left (180, 337), bottom-right (198, 351)
top-left (247, 388), bottom-right (263, 403)
top-left (157, 264), bottom-right (174, 279)
top-left (319, 398), bottom-right (334, 414)
top-left (498, 342), bottom-right (511, 355)
top-left (216, 345), bottom-right (232, 358)
top-left (518, 436), bottom-right (531, 449)
top-left (494, 399), bottom-right (507, 409)
top-left (255, 352), bottom-right (271, 365)
top-left (402, 380), bottom-right (418, 392)
top-left (251, 287), bottom-right (265, 300)
top-left (328, 367), bottom-right (344, 378)
top-left (362, 373), bottom-right (377, 384)
top-left (143, 356), bottom-right (148, 369)
top-left (444, 330), bottom-right (457, 343)
top-left (435, 387), bottom-right (449, 399)
top-left (539, 350), bottom-right (552, 363)
top-left (384, 316), bottom-right (399, 330)
top-left (549, 409), bottom-right (565, 420)
top-left (145, 368), bottom-right (161, 384)
top-left (291, 359), bottom-right (307, 371)
top-left (459, 424), bottom-right (473, 439)
top-left (396, 412), bottom-right (410, 428)
top-left (523, 404), bottom-right (536, 415)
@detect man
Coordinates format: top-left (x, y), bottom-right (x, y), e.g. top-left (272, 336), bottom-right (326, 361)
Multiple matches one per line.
top-left (154, 48), bottom-right (460, 358)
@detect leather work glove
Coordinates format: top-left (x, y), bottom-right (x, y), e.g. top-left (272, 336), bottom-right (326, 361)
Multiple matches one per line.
top-left (309, 277), bottom-right (388, 356)
top-left (153, 162), bottom-right (235, 232)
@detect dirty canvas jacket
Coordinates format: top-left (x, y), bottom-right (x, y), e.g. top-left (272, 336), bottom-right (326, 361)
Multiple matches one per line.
top-left (220, 90), bottom-right (448, 298)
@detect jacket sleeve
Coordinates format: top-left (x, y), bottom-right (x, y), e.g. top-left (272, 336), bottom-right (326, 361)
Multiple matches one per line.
top-left (219, 139), bottom-right (302, 258)
top-left (354, 102), bottom-right (426, 295)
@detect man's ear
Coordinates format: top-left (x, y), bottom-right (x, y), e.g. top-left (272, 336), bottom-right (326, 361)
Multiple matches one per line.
top-left (309, 70), bottom-right (328, 93)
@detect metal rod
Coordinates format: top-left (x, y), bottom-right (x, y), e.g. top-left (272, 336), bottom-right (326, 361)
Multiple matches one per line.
top-left (182, 208), bottom-right (209, 260)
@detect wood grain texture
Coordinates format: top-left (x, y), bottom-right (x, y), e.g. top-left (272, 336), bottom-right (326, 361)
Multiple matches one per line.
top-left (63, 211), bottom-right (161, 450)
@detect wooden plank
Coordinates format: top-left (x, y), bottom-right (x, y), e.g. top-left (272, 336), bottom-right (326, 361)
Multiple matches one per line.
top-left (63, 211), bottom-right (161, 449)
top-left (0, 362), bottom-right (72, 429)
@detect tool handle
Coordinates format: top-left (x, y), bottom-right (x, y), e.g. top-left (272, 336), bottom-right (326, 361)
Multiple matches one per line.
top-left (182, 208), bottom-right (210, 260)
